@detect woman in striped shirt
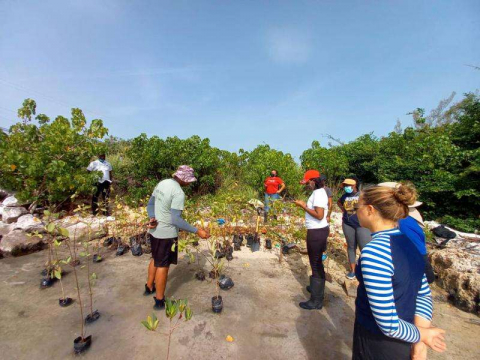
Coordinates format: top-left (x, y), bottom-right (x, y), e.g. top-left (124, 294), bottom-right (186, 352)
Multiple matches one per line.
top-left (353, 183), bottom-right (446, 360)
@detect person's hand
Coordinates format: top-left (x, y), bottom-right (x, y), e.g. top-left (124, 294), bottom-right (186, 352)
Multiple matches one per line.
top-left (147, 218), bottom-right (157, 229)
top-left (294, 200), bottom-right (306, 209)
top-left (327, 216), bottom-right (331, 223)
top-left (419, 327), bottom-right (446, 353)
top-left (411, 341), bottom-right (428, 360)
top-left (197, 228), bottom-right (209, 239)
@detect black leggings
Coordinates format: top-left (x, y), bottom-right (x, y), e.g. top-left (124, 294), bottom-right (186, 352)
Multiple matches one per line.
top-left (306, 227), bottom-right (329, 279)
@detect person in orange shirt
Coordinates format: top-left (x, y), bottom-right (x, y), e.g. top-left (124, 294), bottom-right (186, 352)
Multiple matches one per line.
top-left (264, 169), bottom-right (285, 222)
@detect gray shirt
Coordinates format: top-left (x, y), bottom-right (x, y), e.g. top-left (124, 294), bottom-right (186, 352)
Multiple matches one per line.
top-left (149, 178), bottom-right (186, 239)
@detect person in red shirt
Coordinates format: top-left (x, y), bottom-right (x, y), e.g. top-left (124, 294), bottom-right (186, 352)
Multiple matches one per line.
top-left (264, 170), bottom-right (285, 222)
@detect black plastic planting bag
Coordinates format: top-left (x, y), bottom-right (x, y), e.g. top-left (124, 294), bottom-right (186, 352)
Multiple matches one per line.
top-left (432, 225), bottom-right (456, 240)
top-left (131, 242), bottom-right (143, 256)
top-left (219, 275), bottom-right (234, 290)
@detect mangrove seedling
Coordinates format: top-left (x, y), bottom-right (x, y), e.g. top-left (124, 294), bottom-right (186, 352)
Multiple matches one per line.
top-left (141, 298), bottom-right (193, 360)
top-left (79, 214), bottom-right (100, 324)
top-left (61, 217), bottom-right (91, 354)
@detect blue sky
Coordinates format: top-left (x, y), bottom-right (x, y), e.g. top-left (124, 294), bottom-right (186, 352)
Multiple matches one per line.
top-left (0, 0), bottom-right (479, 158)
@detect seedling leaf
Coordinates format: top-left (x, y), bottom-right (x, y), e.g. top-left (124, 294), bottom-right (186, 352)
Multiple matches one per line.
top-left (46, 222), bottom-right (55, 233)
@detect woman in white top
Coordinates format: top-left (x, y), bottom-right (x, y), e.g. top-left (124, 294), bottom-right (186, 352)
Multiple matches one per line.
top-left (294, 170), bottom-right (330, 310)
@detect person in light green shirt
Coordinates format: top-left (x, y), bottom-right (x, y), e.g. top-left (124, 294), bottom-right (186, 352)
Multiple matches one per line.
top-left (144, 165), bottom-right (209, 310)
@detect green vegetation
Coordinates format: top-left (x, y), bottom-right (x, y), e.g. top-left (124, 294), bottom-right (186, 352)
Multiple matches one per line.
top-left (1, 93), bottom-right (478, 232)
top-left (0, 99), bottom-right (108, 210)
top-left (300, 93), bottom-right (480, 232)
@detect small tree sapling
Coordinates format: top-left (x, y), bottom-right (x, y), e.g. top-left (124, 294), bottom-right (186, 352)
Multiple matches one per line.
top-left (141, 298), bottom-right (193, 360)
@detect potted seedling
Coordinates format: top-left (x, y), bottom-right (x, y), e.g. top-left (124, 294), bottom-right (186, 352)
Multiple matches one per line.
top-left (36, 210), bottom-right (60, 288)
top-left (208, 236), bottom-right (225, 313)
top-left (53, 236), bottom-right (73, 307)
top-left (61, 218), bottom-right (92, 354)
top-left (141, 298), bottom-right (193, 360)
top-left (80, 215), bottom-right (101, 324)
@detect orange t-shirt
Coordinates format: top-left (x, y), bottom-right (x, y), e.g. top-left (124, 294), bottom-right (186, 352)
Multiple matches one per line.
top-left (264, 177), bottom-right (284, 195)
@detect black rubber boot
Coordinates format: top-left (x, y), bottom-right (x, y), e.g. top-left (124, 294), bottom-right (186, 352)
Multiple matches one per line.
top-left (264, 212), bottom-right (268, 223)
top-left (153, 296), bottom-right (165, 310)
top-left (306, 276), bottom-right (312, 293)
top-left (143, 283), bottom-right (156, 296)
top-left (299, 277), bottom-right (325, 310)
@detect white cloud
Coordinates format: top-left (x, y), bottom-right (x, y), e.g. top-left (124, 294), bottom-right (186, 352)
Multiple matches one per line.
top-left (266, 27), bottom-right (312, 64)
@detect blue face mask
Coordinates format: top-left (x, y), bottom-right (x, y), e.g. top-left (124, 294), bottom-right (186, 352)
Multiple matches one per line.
top-left (344, 186), bottom-right (354, 194)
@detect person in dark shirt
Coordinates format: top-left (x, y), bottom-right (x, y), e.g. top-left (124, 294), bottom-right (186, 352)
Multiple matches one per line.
top-left (337, 178), bottom-right (372, 280)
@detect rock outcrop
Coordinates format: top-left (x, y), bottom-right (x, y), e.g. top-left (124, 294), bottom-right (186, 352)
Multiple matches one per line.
top-left (2, 207), bottom-right (28, 224)
top-left (65, 218), bottom-right (107, 242)
top-left (430, 247), bottom-right (480, 314)
top-left (14, 214), bottom-right (45, 233)
top-left (0, 229), bottom-right (45, 256)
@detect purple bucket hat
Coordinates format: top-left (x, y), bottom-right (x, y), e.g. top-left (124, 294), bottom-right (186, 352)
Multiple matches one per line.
top-left (173, 165), bottom-right (197, 183)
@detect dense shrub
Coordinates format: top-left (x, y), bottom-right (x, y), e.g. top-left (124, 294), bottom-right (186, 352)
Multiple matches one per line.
top-left (0, 99), bottom-right (108, 209)
top-left (238, 145), bottom-right (304, 198)
top-left (300, 93), bottom-right (480, 232)
top-left (113, 134), bottom-right (224, 203)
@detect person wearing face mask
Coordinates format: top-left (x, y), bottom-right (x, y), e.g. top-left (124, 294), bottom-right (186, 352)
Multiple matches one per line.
top-left (87, 153), bottom-right (113, 216)
top-left (294, 170), bottom-right (329, 310)
top-left (263, 169), bottom-right (285, 222)
top-left (337, 178), bottom-right (372, 280)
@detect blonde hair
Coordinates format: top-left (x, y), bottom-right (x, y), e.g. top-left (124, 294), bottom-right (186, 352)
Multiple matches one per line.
top-left (361, 182), bottom-right (417, 222)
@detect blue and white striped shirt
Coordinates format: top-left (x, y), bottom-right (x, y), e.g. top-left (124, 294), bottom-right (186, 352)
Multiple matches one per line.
top-left (358, 228), bottom-right (433, 343)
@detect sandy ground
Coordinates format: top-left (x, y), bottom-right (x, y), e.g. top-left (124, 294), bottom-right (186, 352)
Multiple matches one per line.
top-left (0, 242), bottom-right (479, 360)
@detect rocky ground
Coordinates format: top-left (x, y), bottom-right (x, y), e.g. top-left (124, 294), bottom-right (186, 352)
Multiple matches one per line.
top-left (0, 236), bottom-right (479, 360)
top-left (1, 193), bottom-right (479, 359)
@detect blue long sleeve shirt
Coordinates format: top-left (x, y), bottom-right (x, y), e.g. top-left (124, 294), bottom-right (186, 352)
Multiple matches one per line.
top-left (398, 216), bottom-right (427, 255)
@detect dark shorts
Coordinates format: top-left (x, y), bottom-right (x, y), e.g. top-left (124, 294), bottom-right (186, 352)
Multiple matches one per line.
top-left (150, 234), bottom-right (178, 267)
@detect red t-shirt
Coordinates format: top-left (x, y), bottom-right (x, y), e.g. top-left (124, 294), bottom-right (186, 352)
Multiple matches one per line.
top-left (264, 177), bottom-right (284, 195)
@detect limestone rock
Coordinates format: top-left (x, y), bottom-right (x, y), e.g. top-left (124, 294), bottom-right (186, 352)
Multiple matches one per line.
top-left (0, 188), bottom-right (13, 201)
top-left (2, 195), bottom-right (21, 207)
top-left (14, 214), bottom-right (45, 233)
top-left (0, 229), bottom-right (45, 256)
top-left (0, 221), bottom-right (14, 236)
top-left (343, 280), bottom-right (359, 298)
top-left (56, 215), bottom-right (82, 228)
top-left (430, 249), bottom-right (480, 314)
top-left (2, 206), bottom-right (28, 224)
top-left (65, 219), bottom-right (107, 242)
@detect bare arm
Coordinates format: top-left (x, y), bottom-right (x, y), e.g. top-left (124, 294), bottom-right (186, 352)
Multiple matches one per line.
top-left (294, 201), bottom-right (325, 220)
top-left (278, 183), bottom-right (286, 193)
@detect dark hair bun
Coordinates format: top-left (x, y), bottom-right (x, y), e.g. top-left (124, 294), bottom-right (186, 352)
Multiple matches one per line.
top-left (393, 183), bottom-right (417, 207)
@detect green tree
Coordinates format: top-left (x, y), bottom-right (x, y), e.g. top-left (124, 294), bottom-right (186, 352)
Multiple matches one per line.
top-left (239, 144), bottom-right (303, 198)
top-left (116, 134), bottom-right (224, 202)
top-left (0, 99), bottom-right (108, 209)
top-left (300, 140), bottom-right (349, 186)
